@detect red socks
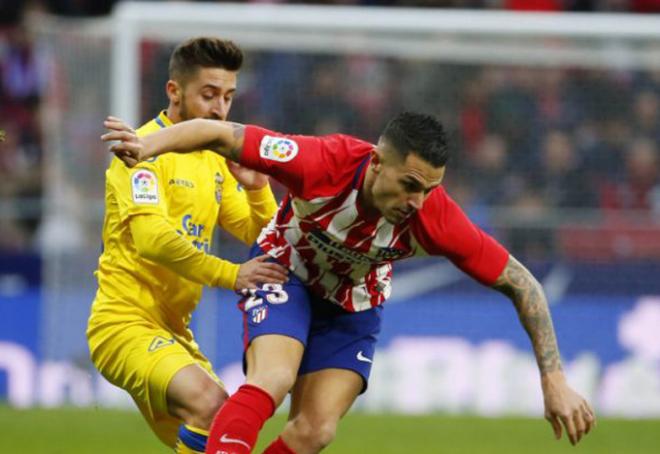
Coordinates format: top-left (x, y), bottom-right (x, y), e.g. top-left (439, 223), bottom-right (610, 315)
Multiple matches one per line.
top-left (204, 384), bottom-right (296, 454)
top-left (205, 384), bottom-right (275, 454)
top-left (263, 436), bottom-right (296, 454)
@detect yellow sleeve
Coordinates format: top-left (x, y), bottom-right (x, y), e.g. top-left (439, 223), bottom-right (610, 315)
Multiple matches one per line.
top-left (217, 170), bottom-right (278, 245)
top-left (130, 213), bottom-right (240, 289)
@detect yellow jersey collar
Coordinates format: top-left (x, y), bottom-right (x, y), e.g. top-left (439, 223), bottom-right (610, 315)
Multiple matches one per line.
top-left (155, 110), bottom-right (174, 129)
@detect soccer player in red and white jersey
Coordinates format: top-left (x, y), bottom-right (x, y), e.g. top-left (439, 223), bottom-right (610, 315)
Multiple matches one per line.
top-left (104, 112), bottom-right (595, 454)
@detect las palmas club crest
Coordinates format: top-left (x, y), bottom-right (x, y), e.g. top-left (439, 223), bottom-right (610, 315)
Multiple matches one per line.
top-left (215, 172), bottom-right (224, 204)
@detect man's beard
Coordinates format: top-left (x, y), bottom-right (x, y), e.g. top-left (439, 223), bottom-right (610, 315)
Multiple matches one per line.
top-left (180, 95), bottom-right (191, 121)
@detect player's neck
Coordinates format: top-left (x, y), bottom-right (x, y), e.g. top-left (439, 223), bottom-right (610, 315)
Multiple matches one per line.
top-left (165, 106), bottom-right (183, 124)
top-left (359, 169), bottom-right (380, 217)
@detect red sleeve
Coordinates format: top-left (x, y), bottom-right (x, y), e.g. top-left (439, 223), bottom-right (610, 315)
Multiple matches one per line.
top-left (411, 188), bottom-right (509, 286)
top-left (241, 125), bottom-right (372, 199)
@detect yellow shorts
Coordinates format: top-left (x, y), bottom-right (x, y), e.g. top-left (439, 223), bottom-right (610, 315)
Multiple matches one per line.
top-left (87, 315), bottom-right (224, 447)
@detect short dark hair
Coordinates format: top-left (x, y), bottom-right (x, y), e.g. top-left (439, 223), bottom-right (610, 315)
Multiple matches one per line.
top-left (169, 37), bottom-right (243, 84)
top-left (381, 112), bottom-right (449, 167)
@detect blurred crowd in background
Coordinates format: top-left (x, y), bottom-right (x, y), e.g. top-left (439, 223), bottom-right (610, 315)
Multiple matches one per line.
top-left (1, 0), bottom-right (660, 261)
top-left (193, 54), bottom-right (660, 260)
top-left (3, 0), bottom-right (660, 20)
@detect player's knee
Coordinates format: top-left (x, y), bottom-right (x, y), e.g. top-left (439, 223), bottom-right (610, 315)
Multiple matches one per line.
top-left (184, 382), bottom-right (228, 428)
top-left (249, 368), bottom-right (297, 404)
top-left (312, 421), bottom-right (337, 449)
top-left (289, 416), bottom-right (337, 450)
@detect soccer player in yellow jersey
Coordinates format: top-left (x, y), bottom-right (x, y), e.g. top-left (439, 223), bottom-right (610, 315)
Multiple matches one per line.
top-left (87, 37), bottom-right (287, 454)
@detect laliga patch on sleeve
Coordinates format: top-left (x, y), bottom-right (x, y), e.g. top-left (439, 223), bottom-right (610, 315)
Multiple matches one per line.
top-left (259, 135), bottom-right (299, 162)
top-left (131, 169), bottom-right (159, 204)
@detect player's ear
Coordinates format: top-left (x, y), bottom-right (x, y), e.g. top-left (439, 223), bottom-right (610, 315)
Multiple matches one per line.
top-left (371, 142), bottom-right (385, 174)
top-left (166, 80), bottom-right (182, 104)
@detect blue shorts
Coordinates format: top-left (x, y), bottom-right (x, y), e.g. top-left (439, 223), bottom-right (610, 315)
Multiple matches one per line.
top-left (238, 245), bottom-right (383, 392)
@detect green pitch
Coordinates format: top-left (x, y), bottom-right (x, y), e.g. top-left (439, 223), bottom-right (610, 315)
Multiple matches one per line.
top-left (1, 406), bottom-right (657, 453)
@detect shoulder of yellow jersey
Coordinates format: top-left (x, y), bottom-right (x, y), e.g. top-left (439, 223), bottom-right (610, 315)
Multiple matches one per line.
top-left (135, 113), bottom-right (227, 166)
top-left (106, 117), bottom-right (165, 179)
top-left (136, 117), bottom-right (163, 137)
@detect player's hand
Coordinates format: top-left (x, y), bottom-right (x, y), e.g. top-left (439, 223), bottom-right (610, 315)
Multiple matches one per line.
top-left (101, 116), bottom-right (144, 167)
top-left (235, 255), bottom-right (288, 290)
top-left (542, 370), bottom-right (595, 446)
top-left (227, 161), bottom-right (269, 190)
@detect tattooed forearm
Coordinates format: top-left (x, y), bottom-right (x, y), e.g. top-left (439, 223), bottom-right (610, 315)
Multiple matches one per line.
top-left (492, 255), bottom-right (562, 374)
top-left (228, 123), bottom-right (245, 162)
top-left (206, 122), bottom-right (245, 162)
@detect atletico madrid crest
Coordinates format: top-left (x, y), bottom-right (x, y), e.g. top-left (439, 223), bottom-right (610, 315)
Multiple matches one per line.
top-left (251, 306), bottom-right (268, 324)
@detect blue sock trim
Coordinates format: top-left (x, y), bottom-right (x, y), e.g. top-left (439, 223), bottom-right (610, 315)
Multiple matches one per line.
top-left (178, 425), bottom-right (208, 451)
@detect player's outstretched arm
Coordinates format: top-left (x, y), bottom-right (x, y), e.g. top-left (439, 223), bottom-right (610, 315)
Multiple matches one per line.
top-left (102, 116), bottom-right (245, 166)
top-left (131, 214), bottom-right (287, 290)
top-left (491, 255), bottom-right (596, 446)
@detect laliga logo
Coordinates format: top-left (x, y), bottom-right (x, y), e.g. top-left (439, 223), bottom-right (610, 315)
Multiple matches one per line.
top-left (259, 136), bottom-right (299, 162)
top-left (270, 139), bottom-right (296, 160)
top-left (131, 170), bottom-right (158, 204)
top-left (134, 172), bottom-right (155, 193)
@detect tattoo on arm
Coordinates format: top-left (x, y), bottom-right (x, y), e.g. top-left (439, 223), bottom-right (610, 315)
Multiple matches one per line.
top-left (228, 122), bottom-right (245, 162)
top-left (492, 255), bottom-right (562, 374)
top-left (207, 122), bottom-right (245, 162)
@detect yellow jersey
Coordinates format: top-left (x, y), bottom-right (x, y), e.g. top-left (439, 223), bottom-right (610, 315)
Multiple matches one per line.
top-left (91, 111), bottom-right (277, 335)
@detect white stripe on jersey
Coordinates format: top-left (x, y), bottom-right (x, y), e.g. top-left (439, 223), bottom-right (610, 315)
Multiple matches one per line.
top-left (351, 281), bottom-right (373, 312)
top-left (370, 217), bottom-right (395, 249)
top-left (375, 263), bottom-right (392, 300)
top-left (292, 195), bottom-right (334, 218)
top-left (319, 191), bottom-right (360, 242)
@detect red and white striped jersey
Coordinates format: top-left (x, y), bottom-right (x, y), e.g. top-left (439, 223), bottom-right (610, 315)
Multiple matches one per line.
top-left (241, 125), bottom-right (509, 312)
